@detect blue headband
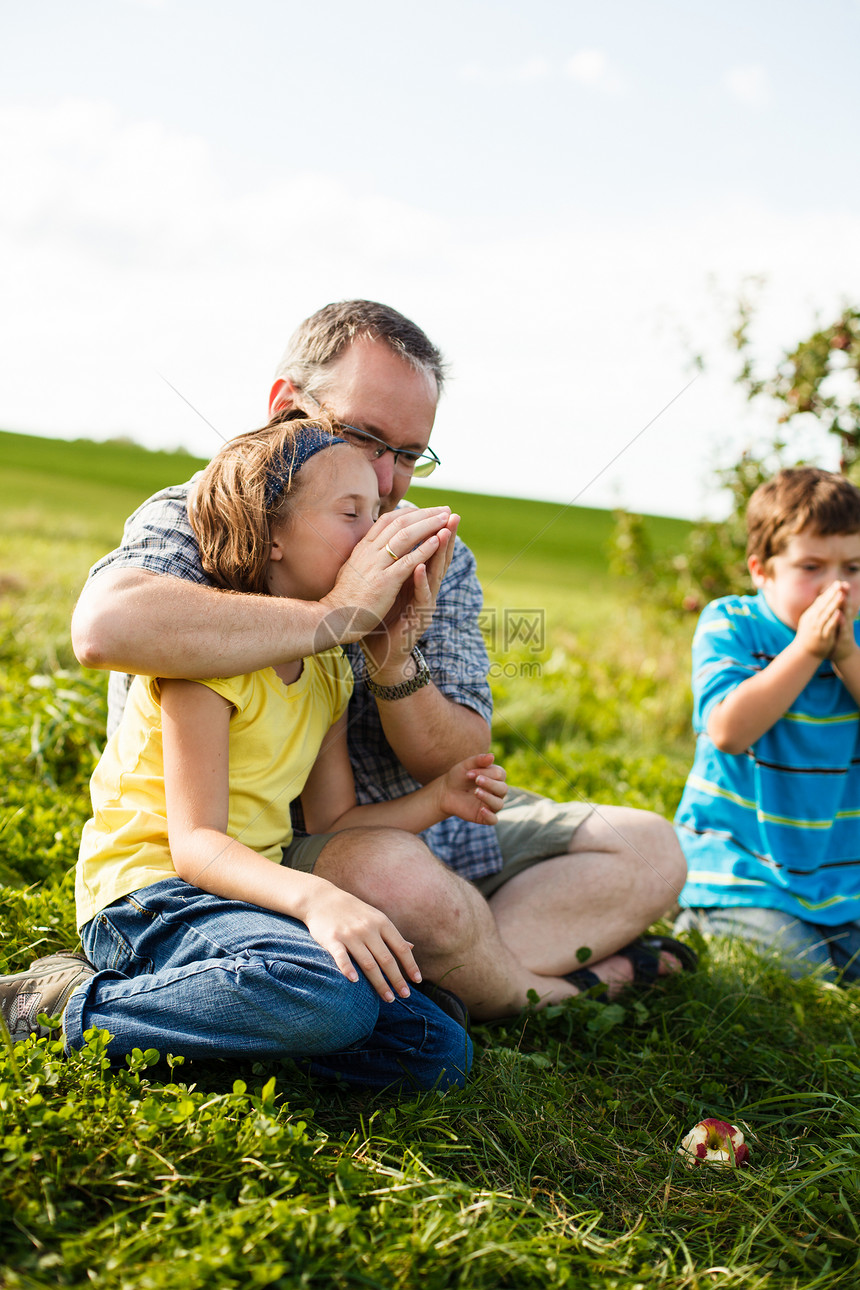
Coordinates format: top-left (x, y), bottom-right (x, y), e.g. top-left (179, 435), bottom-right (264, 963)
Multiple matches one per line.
top-left (265, 425), bottom-right (346, 509)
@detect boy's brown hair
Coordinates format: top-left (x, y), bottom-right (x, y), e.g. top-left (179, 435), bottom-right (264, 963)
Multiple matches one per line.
top-left (746, 467), bottom-right (860, 566)
top-left (188, 411), bottom-right (343, 595)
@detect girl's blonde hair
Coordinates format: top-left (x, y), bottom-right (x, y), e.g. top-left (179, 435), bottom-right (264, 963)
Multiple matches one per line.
top-left (189, 410), bottom-right (343, 594)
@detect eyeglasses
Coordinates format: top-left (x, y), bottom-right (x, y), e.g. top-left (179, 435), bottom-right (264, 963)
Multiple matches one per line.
top-left (336, 422), bottom-right (441, 478)
top-left (298, 391), bottom-right (440, 477)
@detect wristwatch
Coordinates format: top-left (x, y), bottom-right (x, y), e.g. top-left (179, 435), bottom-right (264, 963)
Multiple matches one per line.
top-left (364, 646), bottom-right (431, 701)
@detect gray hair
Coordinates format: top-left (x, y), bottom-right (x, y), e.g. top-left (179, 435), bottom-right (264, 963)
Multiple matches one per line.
top-left (273, 299), bottom-right (447, 402)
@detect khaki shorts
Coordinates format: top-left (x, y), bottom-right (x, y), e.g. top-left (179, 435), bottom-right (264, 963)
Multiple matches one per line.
top-left (282, 787), bottom-right (593, 898)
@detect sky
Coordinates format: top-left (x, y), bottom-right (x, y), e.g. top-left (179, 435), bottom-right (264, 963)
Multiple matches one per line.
top-left (2, 0), bottom-right (859, 519)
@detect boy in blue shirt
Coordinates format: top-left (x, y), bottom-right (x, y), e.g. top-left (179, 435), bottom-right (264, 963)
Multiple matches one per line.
top-left (675, 467), bottom-right (860, 981)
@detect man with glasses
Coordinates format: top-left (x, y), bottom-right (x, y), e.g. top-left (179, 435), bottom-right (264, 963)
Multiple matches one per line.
top-left (70, 300), bottom-right (690, 1021)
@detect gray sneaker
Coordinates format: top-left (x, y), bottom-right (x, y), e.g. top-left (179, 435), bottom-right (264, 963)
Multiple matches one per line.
top-left (0, 950), bottom-right (96, 1041)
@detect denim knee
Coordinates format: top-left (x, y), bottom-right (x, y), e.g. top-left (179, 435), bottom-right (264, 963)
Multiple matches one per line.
top-left (309, 989), bottom-right (473, 1092)
top-left (64, 953), bottom-right (383, 1063)
top-left (260, 954), bottom-right (381, 1052)
top-left (75, 886), bottom-right (389, 1059)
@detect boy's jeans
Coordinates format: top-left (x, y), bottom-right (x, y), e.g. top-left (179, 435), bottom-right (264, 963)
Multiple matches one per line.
top-left (64, 877), bottom-right (472, 1090)
top-left (676, 906), bottom-right (860, 983)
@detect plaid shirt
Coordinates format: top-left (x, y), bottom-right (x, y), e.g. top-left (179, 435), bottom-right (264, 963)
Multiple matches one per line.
top-left (90, 480), bottom-right (504, 881)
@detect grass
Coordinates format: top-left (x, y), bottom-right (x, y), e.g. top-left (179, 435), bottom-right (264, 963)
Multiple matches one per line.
top-left (408, 480), bottom-right (692, 635)
top-left (1, 428), bottom-right (859, 1288)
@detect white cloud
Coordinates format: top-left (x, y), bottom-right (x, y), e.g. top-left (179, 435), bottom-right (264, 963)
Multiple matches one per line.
top-left (2, 100), bottom-right (859, 521)
top-left (458, 57), bottom-right (551, 85)
top-left (457, 62), bottom-right (487, 84)
top-left (565, 49), bottom-right (626, 94)
top-left (0, 98), bottom-right (451, 453)
top-left (512, 57), bottom-right (551, 83)
top-left (725, 64), bottom-right (771, 107)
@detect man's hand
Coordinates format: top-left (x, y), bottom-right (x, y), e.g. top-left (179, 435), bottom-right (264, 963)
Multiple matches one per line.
top-left (437, 752), bottom-right (508, 825)
top-left (360, 512), bottom-right (461, 682)
top-left (298, 882), bottom-right (422, 1003)
top-left (796, 580), bottom-right (854, 660)
top-left (319, 506), bottom-right (452, 646)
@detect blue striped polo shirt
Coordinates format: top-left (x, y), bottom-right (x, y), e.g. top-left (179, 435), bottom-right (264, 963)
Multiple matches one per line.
top-left (676, 592), bottom-right (860, 924)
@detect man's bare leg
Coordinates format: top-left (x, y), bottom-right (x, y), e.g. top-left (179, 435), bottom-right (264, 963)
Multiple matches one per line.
top-left (488, 806), bottom-right (687, 979)
top-left (314, 827), bottom-right (568, 1019)
top-left (312, 823), bottom-right (683, 1021)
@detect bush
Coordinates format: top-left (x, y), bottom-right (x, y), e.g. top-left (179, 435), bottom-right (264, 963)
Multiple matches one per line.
top-left (611, 300), bottom-right (860, 615)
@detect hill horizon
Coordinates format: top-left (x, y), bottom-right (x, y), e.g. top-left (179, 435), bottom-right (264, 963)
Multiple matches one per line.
top-left (0, 425), bottom-right (695, 526)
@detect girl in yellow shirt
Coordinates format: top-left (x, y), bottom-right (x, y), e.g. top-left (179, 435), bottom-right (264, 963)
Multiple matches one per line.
top-left (5, 414), bottom-right (505, 1089)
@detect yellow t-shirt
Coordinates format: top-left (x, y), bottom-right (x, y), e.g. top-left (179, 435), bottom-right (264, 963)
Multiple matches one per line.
top-left (76, 650), bottom-right (353, 929)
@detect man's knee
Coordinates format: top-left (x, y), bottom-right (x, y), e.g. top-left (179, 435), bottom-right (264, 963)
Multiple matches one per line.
top-left (315, 826), bottom-right (434, 895)
top-left (314, 827), bottom-right (482, 951)
top-left (635, 811), bottom-right (687, 891)
top-left (624, 810), bottom-right (687, 912)
top-left (576, 806), bottom-right (687, 906)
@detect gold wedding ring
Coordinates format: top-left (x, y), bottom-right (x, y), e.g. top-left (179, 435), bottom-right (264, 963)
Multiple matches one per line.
top-left (384, 542), bottom-right (399, 561)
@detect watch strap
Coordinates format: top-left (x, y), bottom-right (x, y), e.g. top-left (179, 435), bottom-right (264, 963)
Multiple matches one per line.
top-left (364, 646), bottom-right (431, 701)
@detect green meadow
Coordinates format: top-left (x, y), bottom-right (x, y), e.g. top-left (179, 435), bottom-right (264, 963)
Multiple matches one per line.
top-left (1, 428), bottom-right (859, 1289)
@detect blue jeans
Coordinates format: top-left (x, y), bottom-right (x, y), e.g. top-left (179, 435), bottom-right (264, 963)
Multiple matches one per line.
top-left (675, 906), bottom-right (860, 983)
top-left (64, 878), bottom-right (472, 1090)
